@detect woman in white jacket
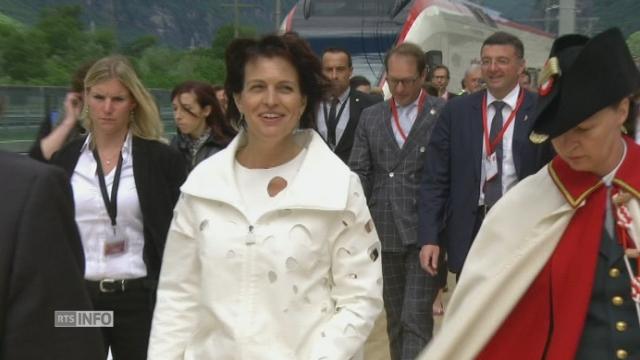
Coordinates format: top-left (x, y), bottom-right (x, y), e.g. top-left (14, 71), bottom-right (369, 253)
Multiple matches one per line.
top-left (147, 32), bottom-right (383, 360)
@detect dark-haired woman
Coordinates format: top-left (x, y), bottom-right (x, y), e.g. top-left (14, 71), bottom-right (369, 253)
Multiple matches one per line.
top-left (148, 32), bottom-right (383, 359)
top-left (170, 80), bottom-right (235, 171)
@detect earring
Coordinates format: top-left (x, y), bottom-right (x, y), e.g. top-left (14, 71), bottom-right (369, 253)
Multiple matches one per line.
top-left (82, 107), bottom-right (89, 118)
top-left (621, 125), bottom-right (629, 135)
top-left (234, 113), bottom-right (246, 130)
top-left (129, 110), bottom-right (135, 123)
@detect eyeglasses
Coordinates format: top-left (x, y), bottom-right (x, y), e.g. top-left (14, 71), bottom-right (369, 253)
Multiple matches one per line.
top-left (387, 76), bottom-right (420, 88)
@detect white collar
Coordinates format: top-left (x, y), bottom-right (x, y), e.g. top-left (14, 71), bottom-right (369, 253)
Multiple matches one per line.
top-left (486, 84), bottom-right (520, 110)
top-left (182, 129), bottom-right (352, 211)
top-left (328, 87), bottom-right (350, 104)
top-left (602, 139), bottom-right (627, 186)
top-left (80, 130), bottom-right (133, 160)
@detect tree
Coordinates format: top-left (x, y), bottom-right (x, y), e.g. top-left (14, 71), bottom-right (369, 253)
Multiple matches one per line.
top-left (211, 24), bottom-right (257, 58)
top-left (627, 31), bottom-right (640, 59)
top-left (1, 29), bottom-right (48, 82)
top-left (36, 5), bottom-right (85, 58)
top-left (122, 35), bottom-right (159, 58)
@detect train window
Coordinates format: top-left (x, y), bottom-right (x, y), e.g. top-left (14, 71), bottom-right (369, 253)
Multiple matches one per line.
top-left (304, 0), bottom-right (399, 17)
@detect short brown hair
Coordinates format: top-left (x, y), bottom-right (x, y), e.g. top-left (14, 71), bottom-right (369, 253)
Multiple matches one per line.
top-left (482, 31), bottom-right (524, 59)
top-left (384, 42), bottom-right (426, 75)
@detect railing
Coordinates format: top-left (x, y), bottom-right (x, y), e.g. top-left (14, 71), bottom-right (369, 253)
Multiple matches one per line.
top-left (0, 85), bottom-right (175, 153)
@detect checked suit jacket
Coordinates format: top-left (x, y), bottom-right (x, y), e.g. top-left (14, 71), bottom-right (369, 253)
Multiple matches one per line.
top-left (349, 95), bottom-right (446, 252)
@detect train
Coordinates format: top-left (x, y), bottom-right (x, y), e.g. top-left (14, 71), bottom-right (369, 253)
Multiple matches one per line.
top-left (280, 0), bottom-right (554, 93)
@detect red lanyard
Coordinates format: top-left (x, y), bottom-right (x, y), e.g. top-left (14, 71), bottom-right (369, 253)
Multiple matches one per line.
top-left (482, 90), bottom-right (525, 155)
top-left (390, 90), bottom-right (427, 141)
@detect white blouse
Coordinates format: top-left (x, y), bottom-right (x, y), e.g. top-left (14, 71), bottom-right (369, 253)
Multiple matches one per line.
top-left (71, 133), bottom-right (146, 280)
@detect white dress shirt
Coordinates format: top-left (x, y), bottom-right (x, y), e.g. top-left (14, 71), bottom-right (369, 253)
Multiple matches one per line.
top-left (72, 132), bottom-right (147, 280)
top-left (316, 87), bottom-right (351, 148)
top-left (391, 91), bottom-right (421, 147)
top-left (479, 85), bottom-right (521, 205)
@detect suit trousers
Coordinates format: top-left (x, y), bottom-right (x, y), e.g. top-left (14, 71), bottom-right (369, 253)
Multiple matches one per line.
top-left (457, 207), bottom-right (487, 280)
top-left (381, 248), bottom-right (438, 360)
top-left (86, 282), bottom-right (153, 360)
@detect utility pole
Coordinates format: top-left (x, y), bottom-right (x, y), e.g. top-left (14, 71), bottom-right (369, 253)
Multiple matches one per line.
top-left (558, 0), bottom-right (576, 35)
top-left (275, 0), bottom-right (282, 32)
top-left (222, 0), bottom-right (257, 38)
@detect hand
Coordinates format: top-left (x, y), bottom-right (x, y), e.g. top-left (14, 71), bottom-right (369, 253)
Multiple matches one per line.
top-left (62, 92), bottom-right (83, 125)
top-left (419, 244), bottom-right (440, 276)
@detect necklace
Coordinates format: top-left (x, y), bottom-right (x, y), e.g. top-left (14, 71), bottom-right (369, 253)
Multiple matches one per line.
top-left (100, 151), bottom-right (119, 166)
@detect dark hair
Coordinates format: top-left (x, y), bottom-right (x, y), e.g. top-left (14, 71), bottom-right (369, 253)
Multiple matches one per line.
top-left (623, 92), bottom-right (639, 136)
top-left (350, 75), bottom-right (371, 89)
top-left (422, 82), bottom-right (439, 97)
top-left (384, 42), bottom-right (426, 75)
top-left (322, 47), bottom-right (353, 68)
top-left (482, 31), bottom-right (524, 59)
top-left (71, 60), bottom-right (97, 93)
top-left (224, 32), bottom-right (329, 129)
top-left (427, 64), bottom-right (450, 81)
top-left (211, 84), bottom-right (224, 94)
top-left (171, 80), bottom-right (236, 145)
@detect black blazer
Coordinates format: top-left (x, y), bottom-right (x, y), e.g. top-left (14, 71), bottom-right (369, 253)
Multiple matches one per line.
top-left (0, 151), bottom-right (104, 359)
top-left (50, 136), bottom-right (188, 282)
top-left (333, 89), bottom-right (381, 163)
top-left (418, 89), bottom-right (553, 272)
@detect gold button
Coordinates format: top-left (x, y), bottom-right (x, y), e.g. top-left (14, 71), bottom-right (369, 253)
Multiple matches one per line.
top-left (616, 349), bottom-right (628, 359)
top-left (612, 296), bottom-right (624, 306)
top-left (615, 321), bottom-right (628, 332)
top-left (609, 268), bottom-right (621, 278)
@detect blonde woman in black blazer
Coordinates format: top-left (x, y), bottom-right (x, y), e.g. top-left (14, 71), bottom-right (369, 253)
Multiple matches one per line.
top-left (49, 55), bottom-right (187, 360)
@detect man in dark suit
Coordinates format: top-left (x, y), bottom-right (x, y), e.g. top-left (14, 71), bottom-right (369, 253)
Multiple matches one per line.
top-left (0, 151), bottom-right (104, 359)
top-left (418, 31), bottom-right (553, 278)
top-left (349, 42), bottom-right (445, 360)
top-left (318, 47), bottom-right (380, 163)
top-left (428, 65), bottom-right (457, 101)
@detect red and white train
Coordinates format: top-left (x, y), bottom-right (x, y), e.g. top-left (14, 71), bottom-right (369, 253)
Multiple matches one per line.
top-left (281, 0), bottom-right (554, 92)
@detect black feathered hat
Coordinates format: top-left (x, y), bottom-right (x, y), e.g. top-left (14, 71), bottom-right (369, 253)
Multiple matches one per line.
top-left (530, 28), bottom-right (640, 143)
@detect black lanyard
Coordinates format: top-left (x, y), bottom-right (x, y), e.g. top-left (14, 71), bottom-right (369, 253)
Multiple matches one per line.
top-left (93, 149), bottom-right (123, 228)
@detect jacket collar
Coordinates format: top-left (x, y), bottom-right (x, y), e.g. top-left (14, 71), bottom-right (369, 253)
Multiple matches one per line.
top-left (549, 136), bottom-right (640, 208)
top-left (181, 129), bottom-right (352, 211)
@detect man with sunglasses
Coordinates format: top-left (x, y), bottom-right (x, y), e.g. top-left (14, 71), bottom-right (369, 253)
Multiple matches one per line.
top-left (418, 31), bottom-right (553, 281)
top-left (349, 42), bottom-right (445, 360)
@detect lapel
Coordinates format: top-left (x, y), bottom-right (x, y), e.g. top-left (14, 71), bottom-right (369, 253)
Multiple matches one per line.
top-left (471, 91), bottom-right (484, 183)
top-left (381, 100), bottom-right (402, 153)
top-left (53, 137), bottom-right (85, 177)
top-left (131, 137), bottom-right (149, 216)
top-left (512, 91), bottom-right (535, 178)
top-left (335, 90), bottom-right (361, 153)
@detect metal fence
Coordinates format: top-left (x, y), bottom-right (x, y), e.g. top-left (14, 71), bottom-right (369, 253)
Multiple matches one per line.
top-left (0, 85), bottom-right (175, 153)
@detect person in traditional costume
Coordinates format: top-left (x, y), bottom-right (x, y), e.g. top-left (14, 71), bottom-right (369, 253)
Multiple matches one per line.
top-left (418, 27), bottom-right (640, 360)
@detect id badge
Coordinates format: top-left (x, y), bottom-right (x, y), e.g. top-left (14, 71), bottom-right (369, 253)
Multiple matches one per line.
top-left (484, 153), bottom-right (498, 181)
top-left (104, 225), bottom-right (127, 256)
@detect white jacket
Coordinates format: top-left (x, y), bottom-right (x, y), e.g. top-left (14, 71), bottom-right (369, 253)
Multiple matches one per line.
top-left (148, 129), bottom-right (383, 360)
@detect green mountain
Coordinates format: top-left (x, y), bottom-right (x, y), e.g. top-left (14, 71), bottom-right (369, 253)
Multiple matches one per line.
top-left (0, 0), bottom-right (298, 49)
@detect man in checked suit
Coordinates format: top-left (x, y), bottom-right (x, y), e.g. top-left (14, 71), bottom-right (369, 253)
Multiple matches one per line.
top-left (418, 32), bottom-right (553, 279)
top-left (349, 42), bottom-right (445, 360)
top-left (318, 47), bottom-right (380, 163)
